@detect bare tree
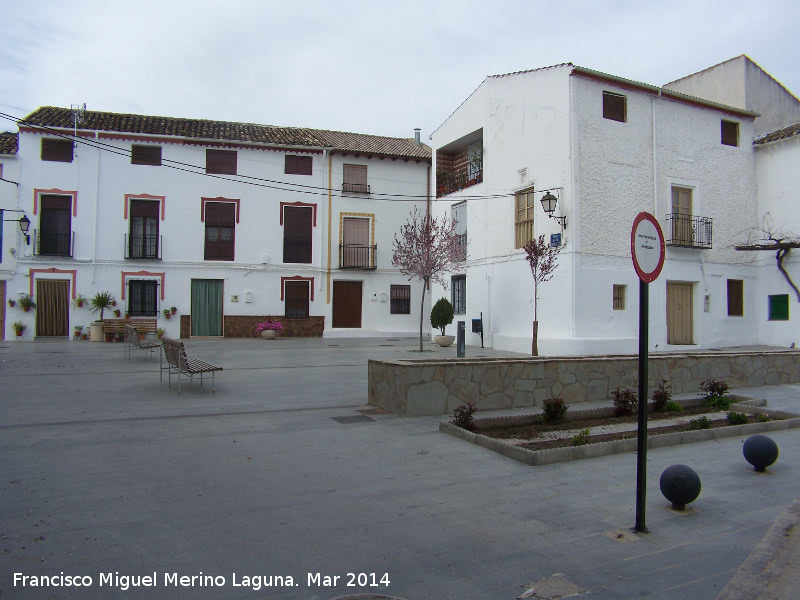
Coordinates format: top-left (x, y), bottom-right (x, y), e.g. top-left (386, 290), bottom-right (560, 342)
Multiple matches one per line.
top-left (736, 219), bottom-right (800, 302)
top-left (392, 206), bottom-right (465, 351)
top-left (523, 235), bottom-right (561, 356)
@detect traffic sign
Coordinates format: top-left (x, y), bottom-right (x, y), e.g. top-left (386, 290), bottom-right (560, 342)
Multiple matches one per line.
top-left (631, 212), bottom-right (665, 283)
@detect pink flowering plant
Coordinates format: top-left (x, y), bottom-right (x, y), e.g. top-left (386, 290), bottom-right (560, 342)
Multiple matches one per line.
top-left (255, 316), bottom-right (283, 334)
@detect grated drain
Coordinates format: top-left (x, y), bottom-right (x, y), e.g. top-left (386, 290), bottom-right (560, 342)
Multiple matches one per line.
top-left (331, 415), bottom-right (376, 424)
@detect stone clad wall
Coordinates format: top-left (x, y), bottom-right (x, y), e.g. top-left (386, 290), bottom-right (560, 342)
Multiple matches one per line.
top-left (368, 351), bottom-right (800, 417)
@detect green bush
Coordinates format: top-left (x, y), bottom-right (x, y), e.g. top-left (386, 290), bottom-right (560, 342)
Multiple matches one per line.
top-left (612, 387), bottom-right (637, 417)
top-left (651, 380), bottom-right (671, 412)
top-left (756, 413), bottom-right (772, 422)
top-left (452, 402), bottom-right (477, 431)
top-left (700, 378), bottom-right (731, 410)
top-left (571, 429), bottom-right (591, 446)
top-left (542, 398), bottom-right (568, 423)
top-left (665, 401), bottom-right (683, 413)
top-left (690, 416), bottom-right (712, 430)
top-left (727, 411), bottom-right (749, 425)
top-left (430, 297), bottom-right (455, 336)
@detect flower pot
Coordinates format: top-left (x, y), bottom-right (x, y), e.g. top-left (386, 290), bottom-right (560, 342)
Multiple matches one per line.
top-left (15, 330), bottom-right (23, 337)
top-left (90, 321), bottom-right (105, 342)
top-left (164, 313), bottom-right (171, 319)
top-left (260, 330), bottom-right (277, 340)
top-left (23, 306), bottom-right (30, 313)
top-left (171, 308), bottom-right (177, 315)
top-left (434, 335), bottom-right (455, 347)
top-left (81, 334), bottom-right (88, 340)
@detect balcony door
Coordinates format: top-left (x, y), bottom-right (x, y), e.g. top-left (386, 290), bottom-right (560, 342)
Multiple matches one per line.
top-left (671, 187), bottom-right (692, 246)
top-left (36, 280), bottom-right (70, 337)
top-left (332, 281), bottom-right (362, 328)
top-left (341, 217), bottom-right (370, 267)
top-left (39, 195), bottom-right (72, 256)
top-left (129, 200), bottom-right (160, 259)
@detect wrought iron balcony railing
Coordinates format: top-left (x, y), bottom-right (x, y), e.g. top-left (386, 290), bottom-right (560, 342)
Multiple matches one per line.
top-left (436, 165), bottom-right (483, 197)
top-left (339, 244), bottom-right (377, 269)
top-left (665, 213), bottom-right (713, 249)
top-left (34, 229), bottom-right (74, 257)
top-left (342, 182), bottom-right (370, 194)
top-left (125, 234), bottom-right (162, 259)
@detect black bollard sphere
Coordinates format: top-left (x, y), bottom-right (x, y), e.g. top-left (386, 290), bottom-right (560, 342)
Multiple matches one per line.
top-left (659, 464), bottom-right (701, 510)
top-left (743, 434), bottom-right (779, 472)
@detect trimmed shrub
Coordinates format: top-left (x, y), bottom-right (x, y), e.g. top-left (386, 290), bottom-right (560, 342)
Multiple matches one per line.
top-left (651, 380), bottom-right (671, 412)
top-left (665, 401), bottom-right (684, 413)
top-left (452, 402), bottom-right (477, 431)
top-left (701, 378), bottom-right (731, 410)
top-left (542, 398), bottom-right (568, 423)
top-left (612, 387), bottom-right (637, 417)
top-left (727, 411), bottom-right (749, 425)
top-left (690, 416), bottom-right (713, 430)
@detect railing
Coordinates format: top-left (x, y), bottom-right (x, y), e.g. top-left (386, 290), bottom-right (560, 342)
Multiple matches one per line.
top-left (339, 244), bottom-right (377, 269)
top-left (342, 182), bottom-right (370, 194)
top-left (125, 234), bottom-right (162, 259)
top-left (436, 165), bottom-right (483, 197)
top-left (665, 214), bottom-right (713, 249)
top-left (455, 233), bottom-right (467, 261)
top-left (34, 229), bottom-right (74, 257)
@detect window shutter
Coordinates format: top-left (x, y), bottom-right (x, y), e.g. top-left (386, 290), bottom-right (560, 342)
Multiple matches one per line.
top-left (285, 155), bottom-right (312, 175)
top-left (283, 206), bottom-right (313, 263)
top-left (131, 145), bottom-right (162, 166)
top-left (130, 199), bottom-right (160, 218)
top-left (206, 149), bottom-right (237, 174)
top-left (41, 139), bottom-right (74, 162)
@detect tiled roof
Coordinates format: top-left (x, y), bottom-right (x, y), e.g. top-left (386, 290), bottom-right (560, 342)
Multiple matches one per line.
top-left (754, 121), bottom-right (800, 145)
top-left (20, 106), bottom-right (431, 160)
top-left (316, 129), bottom-right (431, 160)
top-left (0, 131), bottom-right (18, 155)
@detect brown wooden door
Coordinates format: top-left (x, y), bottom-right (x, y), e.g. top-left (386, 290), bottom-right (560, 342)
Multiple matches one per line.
top-left (667, 282), bottom-right (694, 345)
top-left (332, 281), bottom-right (362, 328)
top-left (36, 279), bottom-right (70, 337)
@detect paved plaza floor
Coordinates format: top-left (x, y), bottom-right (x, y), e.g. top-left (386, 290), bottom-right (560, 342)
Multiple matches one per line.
top-left (1, 337), bottom-right (799, 599)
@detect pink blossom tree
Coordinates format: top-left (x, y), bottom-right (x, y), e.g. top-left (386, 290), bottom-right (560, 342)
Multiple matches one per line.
top-left (392, 206), bottom-right (465, 351)
top-left (523, 235), bottom-right (560, 356)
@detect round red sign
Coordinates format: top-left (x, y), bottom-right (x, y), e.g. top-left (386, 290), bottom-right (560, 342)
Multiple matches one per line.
top-left (631, 212), bottom-right (665, 283)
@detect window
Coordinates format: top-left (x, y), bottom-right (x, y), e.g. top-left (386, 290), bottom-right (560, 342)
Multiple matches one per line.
top-left (285, 155), bottom-right (312, 175)
top-left (206, 149), bottom-right (237, 174)
top-left (603, 91), bottom-right (626, 123)
top-left (390, 285), bottom-right (411, 314)
top-left (515, 189), bottom-right (536, 248)
top-left (721, 120), bottom-right (739, 147)
top-left (768, 294), bottom-right (789, 321)
top-left (727, 279), bottom-right (743, 317)
top-left (343, 164), bottom-right (369, 194)
top-left (204, 202), bottom-right (235, 261)
top-left (128, 280), bottom-right (158, 316)
top-left (131, 145), bottom-right (162, 166)
top-left (452, 275), bottom-right (466, 314)
top-left (285, 280), bottom-right (310, 318)
top-left (613, 285), bottom-right (626, 310)
top-left (128, 200), bottom-right (160, 259)
top-left (341, 216), bottom-right (372, 268)
top-left (452, 202), bottom-right (467, 261)
top-left (37, 195), bottom-right (72, 256)
top-left (283, 206), bottom-right (312, 263)
top-left (41, 138), bottom-right (74, 162)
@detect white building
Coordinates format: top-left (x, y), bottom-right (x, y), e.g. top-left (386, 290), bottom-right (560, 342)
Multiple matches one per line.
top-left (429, 62), bottom-right (777, 355)
top-left (0, 107), bottom-right (431, 340)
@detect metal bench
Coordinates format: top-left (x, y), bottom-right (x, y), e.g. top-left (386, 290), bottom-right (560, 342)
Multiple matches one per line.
top-left (161, 338), bottom-right (222, 394)
top-left (124, 324), bottom-right (161, 361)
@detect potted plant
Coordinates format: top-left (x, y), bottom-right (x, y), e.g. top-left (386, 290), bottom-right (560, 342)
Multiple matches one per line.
top-left (255, 316), bottom-right (283, 340)
top-left (73, 325), bottom-right (83, 340)
top-left (73, 294), bottom-right (87, 308)
top-left (430, 297), bottom-right (455, 347)
top-left (163, 308), bottom-right (172, 319)
top-left (113, 309), bottom-right (121, 317)
top-left (7, 299), bottom-right (15, 308)
top-left (170, 306), bottom-right (177, 315)
top-left (12, 321), bottom-right (25, 337)
top-left (125, 312), bottom-right (131, 319)
top-left (89, 291), bottom-right (116, 341)
top-left (18, 295), bottom-right (36, 312)
top-left (81, 328), bottom-right (89, 340)
top-left (156, 327), bottom-right (166, 340)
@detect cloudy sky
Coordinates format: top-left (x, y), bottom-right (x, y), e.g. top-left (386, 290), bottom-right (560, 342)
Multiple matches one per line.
top-left (2, 0), bottom-right (799, 140)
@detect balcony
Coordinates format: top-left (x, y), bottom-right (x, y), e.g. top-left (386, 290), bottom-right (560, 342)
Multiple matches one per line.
top-left (34, 229), bottom-right (74, 257)
top-left (342, 182), bottom-right (370, 195)
top-left (125, 234), bottom-right (162, 259)
top-left (455, 233), bottom-right (467, 262)
top-left (339, 244), bottom-right (377, 269)
top-left (665, 214), bottom-right (713, 249)
top-left (436, 164), bottom-right (483, 198)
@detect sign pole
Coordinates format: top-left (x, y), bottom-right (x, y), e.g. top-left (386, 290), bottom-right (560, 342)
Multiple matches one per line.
top-left (634, 279), bottom-right (649, 533)
top-left (630, 211), bottom-right (664, 535)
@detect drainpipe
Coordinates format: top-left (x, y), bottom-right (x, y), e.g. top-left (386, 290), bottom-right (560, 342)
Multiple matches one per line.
top-left (326, 150), bottom-right (333, 304)
top-left (652, 91), bottom-right (660, 218)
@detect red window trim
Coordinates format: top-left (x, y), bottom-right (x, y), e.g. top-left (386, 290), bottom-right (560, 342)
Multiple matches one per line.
top-left (201, 197), bottom-right (240, 222)
top-left (280, 202), bottom-right (317, 227)
top-left (121, 270), bottom-right (166, 300)
top-left (280, 276), bottom-right (314, 301)
top-left (28, 268), bottom-right (78, 299)
top-left (124, 193), bottom-right (166, 220)
top-left (33, 188), bottom-right (77, 216)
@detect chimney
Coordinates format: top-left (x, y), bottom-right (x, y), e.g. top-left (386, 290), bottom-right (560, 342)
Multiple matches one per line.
top-left (414, 128), bottom-right (421, 146)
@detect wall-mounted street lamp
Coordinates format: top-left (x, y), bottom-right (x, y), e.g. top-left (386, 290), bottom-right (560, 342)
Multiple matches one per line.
top-left (540, 190), bottom-right (566, 229)
top-left (4, 213), bottom-right (31, 245)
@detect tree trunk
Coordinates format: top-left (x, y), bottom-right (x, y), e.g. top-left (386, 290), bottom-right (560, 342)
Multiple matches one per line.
top-left (532, 320), bottom-right (539, 356)
top-left (418, 280), bottom-right (427, 352)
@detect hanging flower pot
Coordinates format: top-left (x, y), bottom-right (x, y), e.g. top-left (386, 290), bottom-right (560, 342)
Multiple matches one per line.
top-left (163, 309), bottom-right (172, 319)
top-left (7, 299), bottom-right (15, 308)
top-left (114, 309), bottom-right (121, 317)
top-left (170, 307), bottom-right (177, 315)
